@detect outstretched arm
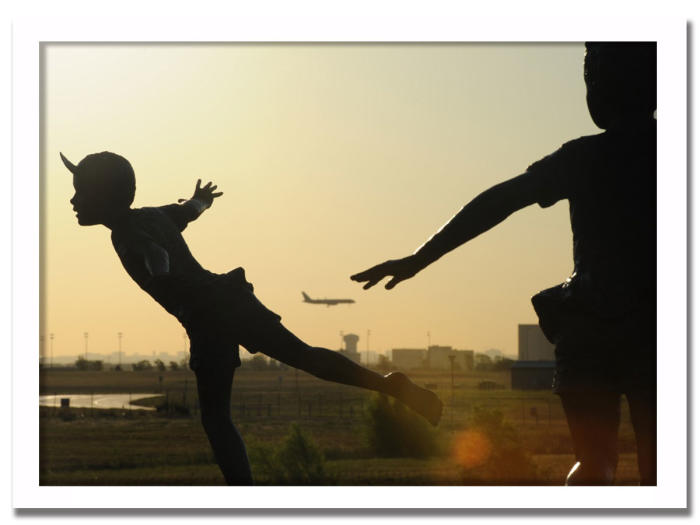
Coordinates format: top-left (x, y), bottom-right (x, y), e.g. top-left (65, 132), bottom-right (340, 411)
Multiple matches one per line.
top-left (176, 179), bottom-right (224, 224)
top-left (351, 173), bottom-right (542, 290)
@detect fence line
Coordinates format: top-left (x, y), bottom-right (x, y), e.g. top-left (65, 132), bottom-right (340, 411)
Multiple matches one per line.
top-left (46, 390), bottom-right (626, 430)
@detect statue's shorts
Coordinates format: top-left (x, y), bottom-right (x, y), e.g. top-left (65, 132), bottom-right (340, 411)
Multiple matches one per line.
top-left (551, 309), bottom-right (656, 395)
top-left (182, 267), bottom-right (283, 372)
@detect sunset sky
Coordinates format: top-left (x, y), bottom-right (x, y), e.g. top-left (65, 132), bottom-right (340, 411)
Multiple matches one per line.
top-left (41, 43), bottom-right (600, 361)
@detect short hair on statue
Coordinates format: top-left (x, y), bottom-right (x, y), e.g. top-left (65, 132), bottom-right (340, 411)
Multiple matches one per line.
top-left (583, 42), bottom-right (656, 129)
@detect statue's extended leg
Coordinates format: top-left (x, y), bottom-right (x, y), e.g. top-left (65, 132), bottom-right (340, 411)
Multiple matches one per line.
top-left (559, 392), bottom-right (621, 485)
top-left (194, 349), bottom-right (253, 485)
top-left (246, 322), bottom-right (442, 426)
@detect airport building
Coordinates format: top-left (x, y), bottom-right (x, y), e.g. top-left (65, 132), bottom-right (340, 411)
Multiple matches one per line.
top-left (511, 361), bottom-right (555, 390)
top-left (391, 346), bottom-right (475, 371)
top-left (512, 324), bottom-right (555, 390)
top-left (427, 346), bottom-right (471, 370)
top-left (427, 345), bottom-right (453, 370)
top-left (518, 324), bottom-right (555, 361)
top-left (391, 348), bottom-right (427, 370)
top-left (427, 346), bottom-right (475, 371)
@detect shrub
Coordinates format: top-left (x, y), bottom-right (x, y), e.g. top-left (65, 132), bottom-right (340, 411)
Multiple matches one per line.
top-left (376, 355), bottom-right (391, 372)
top-left (454, 407), bottom-right (539, 484)
top-left (250, 424), bottom-right (329, 485)
top-left (492, 358), bottom-right (515, 371)
top-left (132, 360), bottom-right (153, 371)
top-left (363, 393), bottom-right (439, 458)
top-left (240, 355), bottom-right (270, 371)
top-left (75, 357), bottom-right (103, 371)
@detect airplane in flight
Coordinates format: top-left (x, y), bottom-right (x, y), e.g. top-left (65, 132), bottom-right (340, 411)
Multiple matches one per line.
top-left (302, 291), bottom-right (355, 307)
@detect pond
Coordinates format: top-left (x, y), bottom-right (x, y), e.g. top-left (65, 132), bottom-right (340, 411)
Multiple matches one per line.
top-left (39, 393), bottom-right (163, 411)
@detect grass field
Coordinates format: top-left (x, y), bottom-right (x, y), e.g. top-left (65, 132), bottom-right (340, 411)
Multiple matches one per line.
top-left (39, 367), bottom-right (642, 486)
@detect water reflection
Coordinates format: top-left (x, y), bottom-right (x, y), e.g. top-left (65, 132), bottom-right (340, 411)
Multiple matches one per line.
top-left (39, 393), bottom-right (162, 411)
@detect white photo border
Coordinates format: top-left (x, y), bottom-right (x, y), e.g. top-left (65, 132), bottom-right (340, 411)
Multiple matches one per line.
top-left (12, 15), bottom-right (687, 509)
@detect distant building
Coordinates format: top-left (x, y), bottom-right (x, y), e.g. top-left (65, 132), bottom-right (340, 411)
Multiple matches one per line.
top-left (518, 324), bottom-right (555, 361)
top-left (512, 324), bottom-right (555, 389)
top-left (339, 333), bottom-right (361, 363)
top-left (427, 345), bottom-right (453, 370)
top-left (391, 349), bottom-right (427, 370)
top-left (365, 350), bottom-right (381, 365)
top-left (426, 346), bottom-right (475, 371)
top-left (511, 361), bottom-right (555, 390)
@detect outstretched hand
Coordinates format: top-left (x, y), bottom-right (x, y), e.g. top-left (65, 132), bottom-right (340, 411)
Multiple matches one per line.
top-left (178, 179), bottom-right (223, 208)
top-left (350, 255), bottom-right (423, 290)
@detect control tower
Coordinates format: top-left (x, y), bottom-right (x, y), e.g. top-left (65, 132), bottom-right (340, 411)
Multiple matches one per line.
top-left (340, 333), bottom-right (361, 363)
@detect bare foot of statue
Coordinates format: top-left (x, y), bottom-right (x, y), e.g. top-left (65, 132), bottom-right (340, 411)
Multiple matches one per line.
top-left (384, 372), bottom-right (443, 426)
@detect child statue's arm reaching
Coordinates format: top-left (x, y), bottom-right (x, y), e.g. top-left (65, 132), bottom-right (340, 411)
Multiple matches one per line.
top-left (351, 173), bottom-right (544, 290)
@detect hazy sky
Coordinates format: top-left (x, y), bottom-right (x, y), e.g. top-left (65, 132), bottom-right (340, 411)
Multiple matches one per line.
top-left (42, 43), bottom-right (600, 361)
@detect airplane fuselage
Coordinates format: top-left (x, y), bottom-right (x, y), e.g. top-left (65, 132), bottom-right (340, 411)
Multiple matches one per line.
top-left (302, 292), bottom-right (355, 306)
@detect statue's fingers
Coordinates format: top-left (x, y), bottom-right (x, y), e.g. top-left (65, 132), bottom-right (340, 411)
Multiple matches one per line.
top-left (196, 179), bottom-right (202, 190)
top-left (385, 277), bottom-right (403, 290)
top-left (363, 278), bottom-right (381, 290)
top-left (351, 270), bottom-right (371, 281)
top-left (353, 264), bottom-right (387, 281)
top-left (212, 192), bottom-right (223, 198)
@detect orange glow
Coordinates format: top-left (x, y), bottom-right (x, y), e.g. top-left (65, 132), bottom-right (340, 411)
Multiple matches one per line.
top-left (452, 429), bottom-right (493, 470)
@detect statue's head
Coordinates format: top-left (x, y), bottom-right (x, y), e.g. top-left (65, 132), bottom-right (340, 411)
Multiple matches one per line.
top-left (61, 151), bottom-right (135, 225)
top-left (584, 42), bottom-right (656, 130)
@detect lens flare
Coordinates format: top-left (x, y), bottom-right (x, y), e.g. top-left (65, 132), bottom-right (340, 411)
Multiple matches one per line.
top-left (452, 429), bottom-right (492, 470)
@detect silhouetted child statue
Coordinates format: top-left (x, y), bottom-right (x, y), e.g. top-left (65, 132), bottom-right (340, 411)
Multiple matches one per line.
top-left (61, 154), bottom-right (442, 486)
top-left (352, 42), bottom-right (656, 486)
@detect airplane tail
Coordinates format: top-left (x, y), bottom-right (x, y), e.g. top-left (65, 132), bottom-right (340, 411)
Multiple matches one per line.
top-left (302, 291), bottom-right (311, 302)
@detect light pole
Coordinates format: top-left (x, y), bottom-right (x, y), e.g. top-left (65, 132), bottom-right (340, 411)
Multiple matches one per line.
top-left (117, 332), bottom-right (123, 369)
top-left (366, 329), bottom-right (371, 367)
top-left (83, 332), bottom-right (89, 361)
top-left (448, 354), bottom-right (456, 429)
top-left (49, 333), bottom-right (54, 368)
